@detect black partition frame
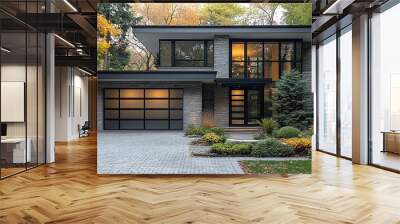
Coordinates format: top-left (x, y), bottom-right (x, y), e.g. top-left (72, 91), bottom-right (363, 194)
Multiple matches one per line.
top-left (229, 39), bottom-right (303, 80)
top-left (0, 1), bottom-right (47, 180)
top-left (103, 88), bottom-right (184, 130)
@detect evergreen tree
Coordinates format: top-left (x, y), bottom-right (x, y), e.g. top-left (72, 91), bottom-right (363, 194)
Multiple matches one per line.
top-left (272, 71), bottom-right (313, 130)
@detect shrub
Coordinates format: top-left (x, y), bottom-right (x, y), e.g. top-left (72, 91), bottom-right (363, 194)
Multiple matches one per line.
top-left (272, 72), bottom-right (313, 130)
top-left (185, 125), bottom-right (208, 136)
top-left (273, 126), bottom-right (301, 139)
top-left (185, 125), bottom-right (225, 137)
top-left (209, 127), bottom-right (225, 136)
top-left (284, 138), bottom-right (311, 150)
top-left (301, 125), bottom-right (314, 138)
top-left (231, 143), bottom-right (252, 155)
top-left (284, 138), bottom-right (311, 156)
top-left (202, 132), bottom-right (225, 144)
top-left (257, 118), bottom-right (278, 135)
top-left (211, 143), bottom-right (234, 155)
top-left (211, 143), bottom-right (252, 155)
top-left (251, 138), bottom-right (294, 157)
top-left (254, 132), bottom-right (268, 140)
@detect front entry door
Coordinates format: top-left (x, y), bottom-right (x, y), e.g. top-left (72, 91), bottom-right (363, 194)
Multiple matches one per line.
top-left (230, 87), bottom-right (263, 126)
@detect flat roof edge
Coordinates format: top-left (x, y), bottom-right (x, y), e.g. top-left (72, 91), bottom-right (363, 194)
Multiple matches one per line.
top-left (132, 25), bottom-right (311, 29)
top-left (98, 71), bottom-right (217, 82)
top-left (98, 70), bottom-right (217, 75)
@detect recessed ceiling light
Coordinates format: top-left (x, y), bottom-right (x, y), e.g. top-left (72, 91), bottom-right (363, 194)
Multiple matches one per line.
top-left (78, 67), bottom-right (93, 76)
top-left (1, 47), bottom-right (11, 53)
top-left (63, 0), bottom-right (78, 12)
top-left (54, 34), bottom-right (75, 48)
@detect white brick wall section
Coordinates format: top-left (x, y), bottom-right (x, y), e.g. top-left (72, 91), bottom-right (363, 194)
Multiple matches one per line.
top-left (183, 85), bottom-right (202, 127)
top-left (214, 37), bottom-right (230, 78)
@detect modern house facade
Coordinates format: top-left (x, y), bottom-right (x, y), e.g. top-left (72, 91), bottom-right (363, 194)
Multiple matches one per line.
top-left (97, 26), bottom-right (312, 130)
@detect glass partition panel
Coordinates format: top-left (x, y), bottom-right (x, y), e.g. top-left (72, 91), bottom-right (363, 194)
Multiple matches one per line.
top-left (1, 31), bottom-right (27, 177)
top-left (317, 35), bottom-right (337, 154)
top-left (371, 4), bottom-right (400, 171)
top-left (339, 26), bottom-right (352, 158)
top-left (27, 31), bottom-right (38, 169)
top-left (37, 32), bottom-right (46, 165)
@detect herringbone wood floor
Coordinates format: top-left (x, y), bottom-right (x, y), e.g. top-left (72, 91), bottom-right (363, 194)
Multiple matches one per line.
top-left (1, 135), bottom-right (400, 224)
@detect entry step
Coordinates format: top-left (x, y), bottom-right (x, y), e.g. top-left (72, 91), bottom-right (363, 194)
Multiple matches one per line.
top-left (224, 127), bottom-right (262, 133)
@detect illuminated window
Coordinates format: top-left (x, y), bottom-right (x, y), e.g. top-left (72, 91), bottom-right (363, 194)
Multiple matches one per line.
top-left (230, 41), bottom-right (302, 80)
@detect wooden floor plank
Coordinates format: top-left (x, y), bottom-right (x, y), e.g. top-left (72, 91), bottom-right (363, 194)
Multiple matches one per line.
top-left (0, 135), bottom-right (400, 223)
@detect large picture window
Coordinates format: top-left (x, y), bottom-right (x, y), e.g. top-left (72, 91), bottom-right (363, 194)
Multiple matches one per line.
top-left (230, 40), bottom-right (302, 80)
top-left (159, 40), bottom-right (214, 67)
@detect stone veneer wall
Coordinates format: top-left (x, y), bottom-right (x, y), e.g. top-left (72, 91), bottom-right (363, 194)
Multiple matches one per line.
top-left (97, 82), bottom-right (202, 131)
top-left (201, 84), bottom-right (215, 126)
top-left (214, 85), bottom-right (229, 127)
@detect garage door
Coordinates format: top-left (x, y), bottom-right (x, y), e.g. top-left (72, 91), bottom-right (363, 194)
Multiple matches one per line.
top-left (103, 88), bottom-right (183, 130)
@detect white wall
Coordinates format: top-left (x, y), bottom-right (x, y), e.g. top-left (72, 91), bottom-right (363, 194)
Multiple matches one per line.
top-left (55, 67), bottom-right (89, 141)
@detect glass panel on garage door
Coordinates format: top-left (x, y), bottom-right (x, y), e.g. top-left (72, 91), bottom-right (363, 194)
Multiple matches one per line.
top-left (103, 88), bottom-right (183, 130)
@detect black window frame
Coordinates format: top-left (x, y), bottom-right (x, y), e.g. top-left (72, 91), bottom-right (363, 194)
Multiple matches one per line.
top-left (229, 39), bottom-right (303, 80)
top-left (159, 40), bottom-right (214, 68)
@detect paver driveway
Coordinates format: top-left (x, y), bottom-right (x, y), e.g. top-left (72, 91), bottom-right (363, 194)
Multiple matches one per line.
top-left (98, 130), bottom-right (246, 174)
top-left (97, 130), bottom-right (304, 174)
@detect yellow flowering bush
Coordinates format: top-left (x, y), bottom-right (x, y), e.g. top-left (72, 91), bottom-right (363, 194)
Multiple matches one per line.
top-left (202, 132), bottom-right (225, 144)
top-left (284, 138), bottom-right (311, 155)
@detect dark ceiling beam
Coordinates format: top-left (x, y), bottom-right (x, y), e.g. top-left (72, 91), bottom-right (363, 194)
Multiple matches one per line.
top-left (86, 0), bottom-right (97, 11)
top-left (55, 55), bottom-right (96, 71)
top-left (13, 13), bottom-right (82, 32)
top-left (66, 13), bottom-right (97, 46)
top-left (100, 0), bottom-right (310, 2)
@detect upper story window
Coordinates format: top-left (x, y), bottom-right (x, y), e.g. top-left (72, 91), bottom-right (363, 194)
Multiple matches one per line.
top-left (231, 40), bottom-right (302, 80)
top-left (159, 40), bottom-right (214, 67)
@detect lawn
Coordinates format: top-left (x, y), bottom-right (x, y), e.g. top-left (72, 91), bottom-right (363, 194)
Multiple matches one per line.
top-left (240, 160), bottom-right (311, 175)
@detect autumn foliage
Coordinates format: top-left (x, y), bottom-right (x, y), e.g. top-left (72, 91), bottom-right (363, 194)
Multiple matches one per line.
top-left (97, 14), bottom-right (121, 57)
